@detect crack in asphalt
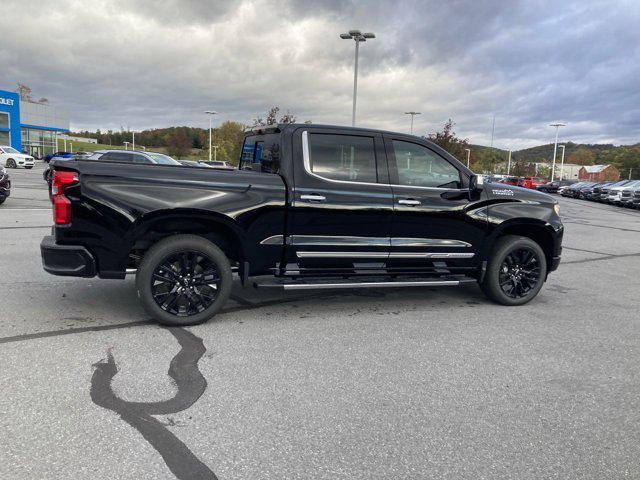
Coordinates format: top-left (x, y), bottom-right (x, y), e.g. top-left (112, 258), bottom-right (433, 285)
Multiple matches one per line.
top-left (0, 292), bottom-right (342, 344)
top-left (90, 327), bottom-right (217, 480)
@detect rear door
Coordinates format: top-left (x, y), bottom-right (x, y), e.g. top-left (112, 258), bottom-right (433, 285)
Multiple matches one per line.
top-left (385, 135), bottom-right (486, 275)
top-left (286, 127), bottom-right (393, 275)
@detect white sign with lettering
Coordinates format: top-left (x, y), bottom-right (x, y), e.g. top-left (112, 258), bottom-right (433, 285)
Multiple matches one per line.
top-left (0, 97), bottom-right (15, 106)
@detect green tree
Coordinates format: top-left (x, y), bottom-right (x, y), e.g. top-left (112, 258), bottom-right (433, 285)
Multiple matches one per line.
top-left (567, 147), bottom-right (596, 166)
top-left (425, 119), bottom-right (469, 161)
top-left (166, 128), bottom-right (191, 158)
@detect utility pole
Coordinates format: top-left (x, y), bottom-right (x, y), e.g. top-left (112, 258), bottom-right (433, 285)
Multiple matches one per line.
top-left (404, 111), bottom-right (421, 134)
top-left (204, 111), bottom-right (218, 162)
top-left (464, 148), bottom-right (471, 168)
top-left (340, 30), bottom-right (375, 126)
top-left (507, 150), bottom-right (512, 174)
top-left (558, 145), bottom-right (566, 180)
top-left (549, 123), bottom-right (566, 181)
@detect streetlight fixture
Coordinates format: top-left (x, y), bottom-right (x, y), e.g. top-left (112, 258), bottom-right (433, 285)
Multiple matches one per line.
top-left (549, 123), bottom-right (566, 181)
top-left (205, 110), bottom-right (218, 162)
top-left (558, 145), bottom-right (566, 181)
top-left (404, 112), bottom-right (421, 134)
top-left (464, 148), bottom-right (471, 168)
top-left (340, 29), bottom-right (375, 126)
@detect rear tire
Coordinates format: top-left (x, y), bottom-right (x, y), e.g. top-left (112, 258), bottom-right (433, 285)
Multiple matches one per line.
top-left (480, 235), bottom-right (547, 306)
top-left (136, 234), bottom-right (233, 326)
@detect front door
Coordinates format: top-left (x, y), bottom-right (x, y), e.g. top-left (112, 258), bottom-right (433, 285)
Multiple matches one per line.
top-left (285, 127), bottom-right (393, 275)
top-left (385, 136), bottom-right (487, 275)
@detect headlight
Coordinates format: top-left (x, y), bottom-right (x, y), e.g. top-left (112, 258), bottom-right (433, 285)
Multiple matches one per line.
top-left (553, 203), bottom-right (561, 215)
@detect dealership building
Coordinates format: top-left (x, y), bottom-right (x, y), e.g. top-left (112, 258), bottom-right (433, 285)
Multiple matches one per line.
top-left (0, 88), bottom-right (70, 158)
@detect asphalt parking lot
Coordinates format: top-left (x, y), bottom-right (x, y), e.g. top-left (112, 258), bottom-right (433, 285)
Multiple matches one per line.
top-left (1, 163), bottom-right (639, 480)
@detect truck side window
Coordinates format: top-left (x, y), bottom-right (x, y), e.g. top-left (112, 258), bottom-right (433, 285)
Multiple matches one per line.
top-left (392, 140), bottom-right (461, 188)
top-left (307, 134), bottom-right (377, 183)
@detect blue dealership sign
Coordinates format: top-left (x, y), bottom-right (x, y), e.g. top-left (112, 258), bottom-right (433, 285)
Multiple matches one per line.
top-left (0, 89), bottom-right (21, 151)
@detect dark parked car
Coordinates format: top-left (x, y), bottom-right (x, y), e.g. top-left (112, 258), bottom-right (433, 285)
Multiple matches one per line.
top-left (536, 180), bottom-right (576, 194)
top-left (588, 182), bottom-right (614, 201)
top-left (44, 152), bottom-right (73, 163)
top-left (41, 123), bottom-right (563, 326)
top-left (0, 165), bottom-right (10, 205)
top-left (561, 182), bottom-right (595, 198)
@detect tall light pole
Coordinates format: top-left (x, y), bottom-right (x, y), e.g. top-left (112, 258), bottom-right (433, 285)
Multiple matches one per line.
top-left (212, 145), bottom-right (218, 162)
top-left (404, 111), bottom-right (421, 134)
top-left (132, 131), bottom-right (135, 151)
top-left (550, 123), bottom-right (566, 181)
top-left (204, 110), bottom-right (218, 162)
top-left (464, 148), bottom-right (471, 168)
top-left (507, 150), bottom-right (512, 174)
top-left (558, 145), bottom-right (566, 180)
top-left (340, 30), bottom-right (375, 127)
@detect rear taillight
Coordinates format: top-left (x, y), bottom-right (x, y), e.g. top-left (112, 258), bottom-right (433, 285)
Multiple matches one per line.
top-left (51, 170), bottom-right (79, 225)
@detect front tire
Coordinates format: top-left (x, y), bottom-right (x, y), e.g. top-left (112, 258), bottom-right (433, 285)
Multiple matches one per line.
top-left (6, 159), bottom-right (17, 168)
top-left (136, 235), bottom-right (233, 326)
top-left (481, 235), bottom-right (547, 306)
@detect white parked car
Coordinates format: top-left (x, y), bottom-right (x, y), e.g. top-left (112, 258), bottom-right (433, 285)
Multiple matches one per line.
top-left (607, 180), bottom-right (640, 204)
top-left (0, 145), bottom-right (35, 169)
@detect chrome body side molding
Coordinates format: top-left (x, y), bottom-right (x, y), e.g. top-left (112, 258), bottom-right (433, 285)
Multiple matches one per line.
top-left (296, 251), bottom-right (475, 259)
top-left (261, 235), bottom-right (471, 248)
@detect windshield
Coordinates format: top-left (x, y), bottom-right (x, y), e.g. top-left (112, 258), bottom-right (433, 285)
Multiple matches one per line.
top-left (3, 147), bottom-right (19, 154)
top-left (147, 153), bottom-right (181, 165)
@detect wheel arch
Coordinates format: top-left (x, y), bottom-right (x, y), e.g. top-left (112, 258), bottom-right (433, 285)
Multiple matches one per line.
top-left (487, 219), bottom-right (556, 269)
top-left (126, 209), bottom-right (248, 267)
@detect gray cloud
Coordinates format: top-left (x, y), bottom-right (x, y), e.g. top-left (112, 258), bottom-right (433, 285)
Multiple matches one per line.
top-left (0, 0), bottom-right (638, 148)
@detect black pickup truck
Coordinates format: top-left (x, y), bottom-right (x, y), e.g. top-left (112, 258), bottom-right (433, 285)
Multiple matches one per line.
top-left (41, 124), bottom-right (563, 325)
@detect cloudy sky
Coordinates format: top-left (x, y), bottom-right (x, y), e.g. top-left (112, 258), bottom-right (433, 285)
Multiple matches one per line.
top-left (1, 0), bottom-right (639, 149)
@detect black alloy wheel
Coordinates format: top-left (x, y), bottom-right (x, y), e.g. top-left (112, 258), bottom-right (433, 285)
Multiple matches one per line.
top-left (136, 235), bottom-right (232, 326)
top-left (151, 250), bottom-right (221, 317)
top-left (481, 235), bottom-right (547, 306)
top-left (497, 247), bottom-right (542, 299)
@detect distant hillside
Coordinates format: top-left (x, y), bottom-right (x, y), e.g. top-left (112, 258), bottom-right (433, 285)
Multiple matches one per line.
top-left (470, 142), bottom-right (638, 164)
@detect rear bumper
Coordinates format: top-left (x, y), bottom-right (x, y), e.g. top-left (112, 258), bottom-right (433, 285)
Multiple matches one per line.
top-left (41, 235), bottom-right (96, 277)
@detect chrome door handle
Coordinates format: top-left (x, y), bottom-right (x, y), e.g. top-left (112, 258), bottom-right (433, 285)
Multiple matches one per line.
top-left (301, 194), bottom-right (326, 202)
top-left (398, 199), bottom-right (421, 206)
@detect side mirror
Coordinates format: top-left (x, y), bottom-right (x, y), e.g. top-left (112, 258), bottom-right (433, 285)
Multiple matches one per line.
top-left (469, 174), bottom-right (482, 192)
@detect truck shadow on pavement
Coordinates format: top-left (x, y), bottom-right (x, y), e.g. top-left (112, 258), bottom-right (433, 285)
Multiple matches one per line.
top-left (90, 327), bottom-right (218, 480)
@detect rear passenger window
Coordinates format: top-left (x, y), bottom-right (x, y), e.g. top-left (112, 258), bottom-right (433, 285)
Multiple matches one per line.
top-left (240, 134), bottom-right (280, 174)
top-left (307, 133), bottom-right (377, 183)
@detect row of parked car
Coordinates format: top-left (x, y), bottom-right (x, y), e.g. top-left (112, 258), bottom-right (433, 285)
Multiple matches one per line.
top-left (43, 150), bottom-right (234, 182)
top-left (558, 179), bottom-right (640, 208)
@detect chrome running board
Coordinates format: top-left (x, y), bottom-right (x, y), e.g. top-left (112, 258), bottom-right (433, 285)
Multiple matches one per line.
top-left (254, 277), bottom-right (476, 290)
